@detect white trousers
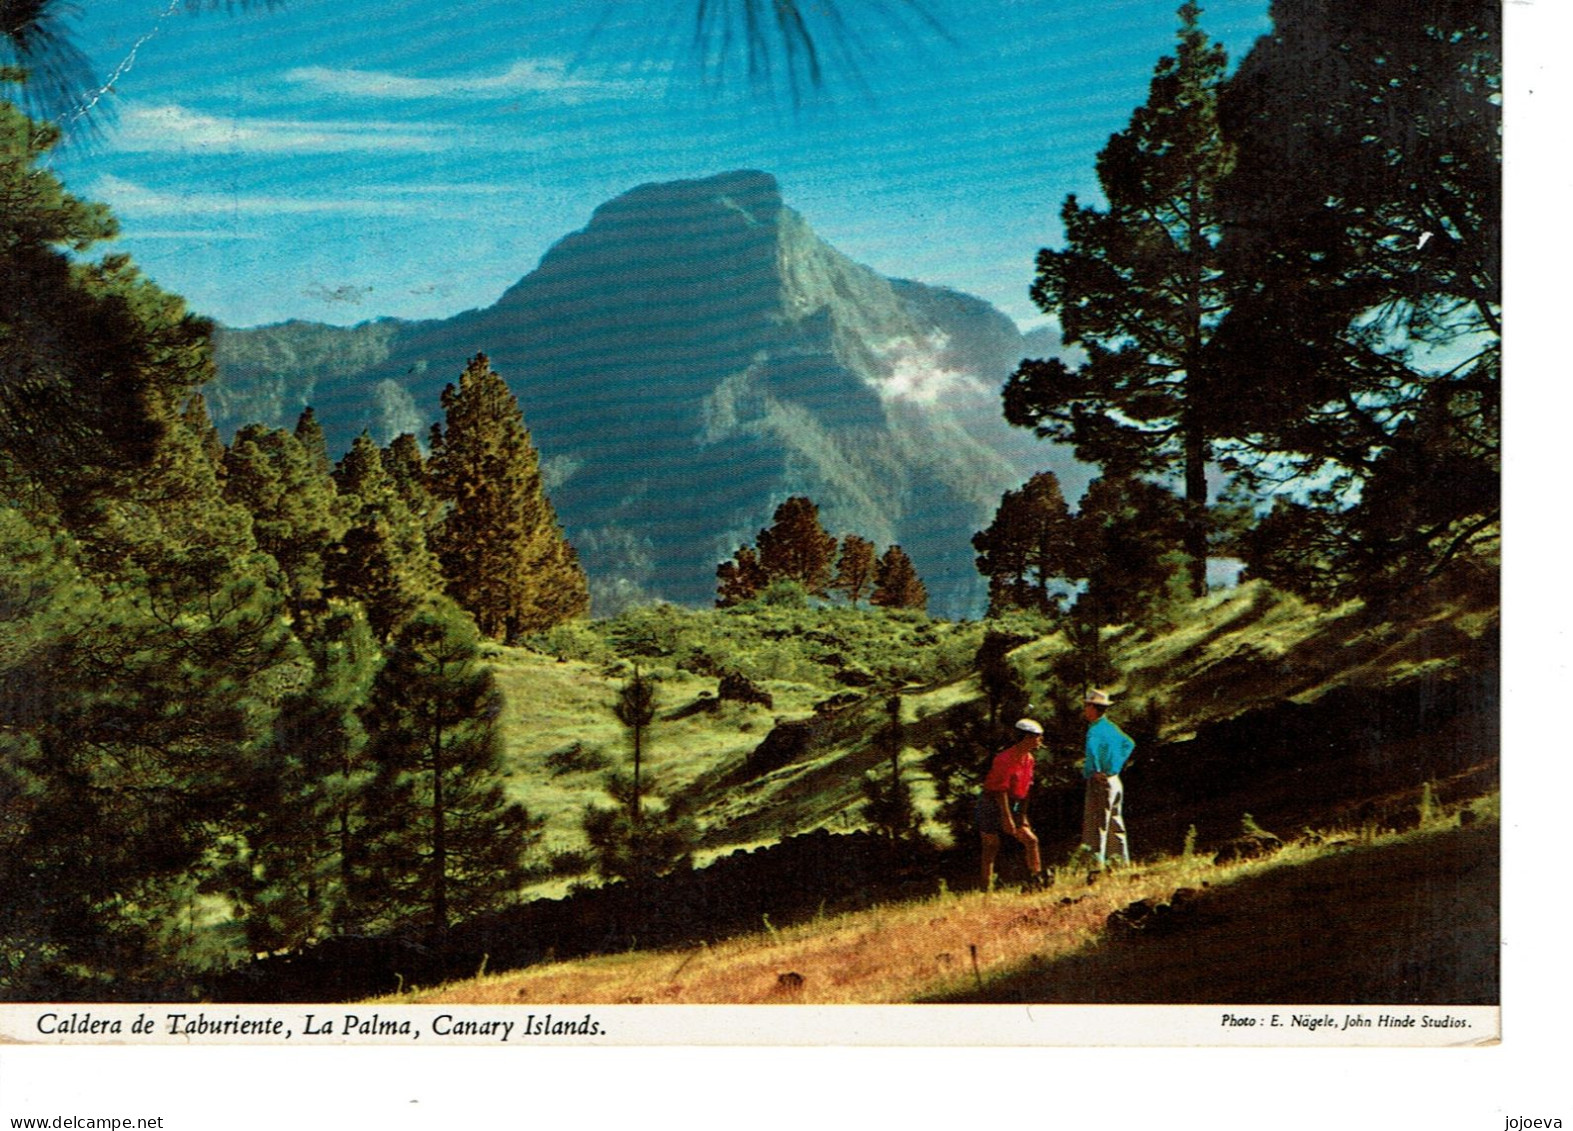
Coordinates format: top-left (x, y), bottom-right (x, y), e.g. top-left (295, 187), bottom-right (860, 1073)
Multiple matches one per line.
top-left (1081, 773), bottom-right (1129, 865)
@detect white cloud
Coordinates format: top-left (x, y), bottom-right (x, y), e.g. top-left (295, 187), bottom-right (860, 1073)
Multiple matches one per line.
top-left (113, 104), bottom-right (447, 154)
top-left (120, 229), bottom-right (269, 241)
top-left (284, 58), bottom-right (633, 101)
top-left (90, 174), bottom-right (537, 223)
top-left (377, 182), bottom-right (528, 197)
top-left (91, 174), bottom-right (421, 218)
top-left (871, 332), bottom-right (991, 406)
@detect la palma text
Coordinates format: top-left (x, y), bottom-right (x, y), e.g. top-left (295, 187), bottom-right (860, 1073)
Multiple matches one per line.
top-left (298, 1011), bottom-right (603, 1039)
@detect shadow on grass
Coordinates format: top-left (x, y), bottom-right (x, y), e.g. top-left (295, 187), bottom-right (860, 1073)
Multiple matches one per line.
top-left (925, 820), bottom-right (1498, 1005)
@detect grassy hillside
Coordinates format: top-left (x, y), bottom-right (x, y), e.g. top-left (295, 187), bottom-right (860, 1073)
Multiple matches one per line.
top-left (490, 599), bottom-right (989, 893)
top-left (490, 574), bottom-right (1496, 898)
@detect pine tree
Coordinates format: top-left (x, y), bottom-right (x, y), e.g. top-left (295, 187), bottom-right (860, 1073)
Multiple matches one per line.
top-left (871, 544), bottom-right (927, 611)
top-left (67, 413), bottom-right (299, 988)
top-left (355, 601), bottom-right (540, 934)
top-left (0, 94), bottom-right (314, 993)
top-left (1211, 0), bottom-right (1499, 601)
top-left (583, 668), bottom-right (697, 890)
top-left (581, 787), bottom-right (695, 886)
top-left (223, 423), bottom-right (345, 625)
top-left (428, 354), bottom-right (589, 640)
top-left (924, 705), bottom-right (999, 847)
top-left (294, 406), bottom-right (333, 481)
top-left (0, 99), bottom-right (167, 492)
top-left (614, 664), bottom-right (658, 823)
top-left (715, 543), bottom-right (768, 607)
top-left (231, 605), bottom-right (380, 950)
top-left (1071, 476), bottom-right (1190, 630)
top-left (330, 431), bottom-right (444, 641)
top-left (1003, 2), bottom-right (1234, 597)
top-left (976, 630), bottom-right (1031, 727)
top-left (380, 432), bottom-right (449, 577)
top-left (182, 392), bottom-right (226, 475)
top-left (0, 507), bottom-right (115, 993)
top-left (0, 324), bottom-right (301, 991)
top-left (755, 496), bottom-right (838, 597)
top-left (831, 534), bottom-right (878, 607)
top-left (381, 433), bottom-right (438, 531)
top-left (972, 472), bottom-right (1075, 617)
top-left (860, 694), bottom-right (921, 845)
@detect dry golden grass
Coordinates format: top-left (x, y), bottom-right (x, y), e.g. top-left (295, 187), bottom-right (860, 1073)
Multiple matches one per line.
top-left (378, 801), bottom-right (1493, 1007)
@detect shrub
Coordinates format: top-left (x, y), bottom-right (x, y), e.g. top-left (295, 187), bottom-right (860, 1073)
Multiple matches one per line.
top-left (926, 629), bottom-right (982, 683)
top-left (604, 603), bottom-right (689, 658)
top-left (835, 665), bottom-right (877, 687)
top-left (750, 640), bottom-right (822, 682)
top-left (525, 621), bottom-right (614, 664)
top-left (859, 761), bottom-right (925, 847)
top-left (581, 797), bottom-right (696, 884)
top-left (757, 579), bottom-right (810, 608)
top-left (536, 600), bottom-right (995, 706)
top-left (676, 641), bottom-right (729, 677)
top-left (545, 742), bottom-right (610, 776)
top-left (547, 848), bottom-right (593, 876)
top-left (718, 670), bottom-right (774, 709)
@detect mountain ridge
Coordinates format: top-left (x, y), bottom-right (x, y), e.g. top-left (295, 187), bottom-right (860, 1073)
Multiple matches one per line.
top-left (208, 170), bottom-right (1082, 616)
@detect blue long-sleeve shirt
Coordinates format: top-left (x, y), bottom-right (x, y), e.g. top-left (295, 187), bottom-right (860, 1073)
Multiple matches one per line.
top-left (1083, 716), bottom-right (1135, 778)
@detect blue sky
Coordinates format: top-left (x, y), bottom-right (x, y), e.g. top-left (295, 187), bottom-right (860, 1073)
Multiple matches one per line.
top-left (43, 0), bottom-right (1273, 329)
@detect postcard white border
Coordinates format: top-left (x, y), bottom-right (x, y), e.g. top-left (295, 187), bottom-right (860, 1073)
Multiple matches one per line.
top-left (3, 0), bottom-right (1561, 1122)
top-left (1, 1003), bottom-right (1500, 1048)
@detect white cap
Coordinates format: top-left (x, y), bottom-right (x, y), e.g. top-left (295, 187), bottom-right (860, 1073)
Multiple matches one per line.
top-left (1014, 718), bottom-right (1044, 735)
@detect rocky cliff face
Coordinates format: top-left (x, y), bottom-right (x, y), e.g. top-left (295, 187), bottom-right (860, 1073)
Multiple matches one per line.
top-left (210, 171), bottom-right (1081, 616)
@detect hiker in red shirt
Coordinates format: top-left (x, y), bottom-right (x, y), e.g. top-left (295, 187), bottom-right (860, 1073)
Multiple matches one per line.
top-left (976, 718), bottom-right (1046, 890)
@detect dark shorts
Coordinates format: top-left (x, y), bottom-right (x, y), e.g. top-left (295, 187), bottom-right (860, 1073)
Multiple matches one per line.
top-left (976, 794), bottom-right (1023, 836)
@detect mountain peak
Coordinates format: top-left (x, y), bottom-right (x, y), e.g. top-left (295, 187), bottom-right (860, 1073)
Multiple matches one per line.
top-left (596, 170), bottom-right (784, 227)
top-left (211, 173), bottom-right (1076, 615)
top-left (492, 170), bottom-right (786, 318)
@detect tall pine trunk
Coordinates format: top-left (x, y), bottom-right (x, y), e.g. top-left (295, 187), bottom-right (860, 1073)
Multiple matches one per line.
top-left (1183, 166), bottom-right (1211, 600)
top-left (431, 704), bottom-right (447, 935)
top-left (1184, 424), bottom-right (1209, 598)
top-left (631, 721), bottom-right (642, 825)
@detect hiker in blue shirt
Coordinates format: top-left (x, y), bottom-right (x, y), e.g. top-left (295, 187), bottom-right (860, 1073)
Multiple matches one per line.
top-left (1081, 688), bottom-right (1135, 867)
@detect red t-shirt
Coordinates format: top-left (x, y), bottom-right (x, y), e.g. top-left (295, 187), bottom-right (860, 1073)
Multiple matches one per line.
top-left (982, 744), bottom-right (1035, 800)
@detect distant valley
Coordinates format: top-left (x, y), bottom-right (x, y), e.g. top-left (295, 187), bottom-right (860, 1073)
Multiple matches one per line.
top-left (208, 170), bottom-right (1083, 616)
